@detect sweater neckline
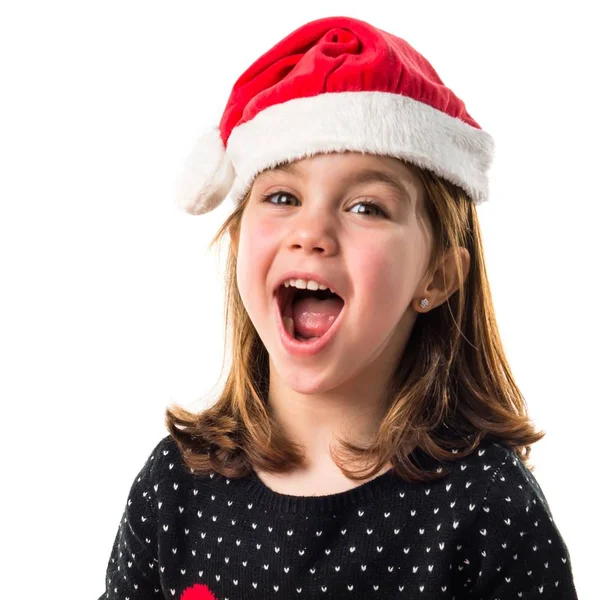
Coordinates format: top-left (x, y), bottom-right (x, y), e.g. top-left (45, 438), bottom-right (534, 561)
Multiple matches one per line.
top-left (235, 466), bottom-right (402, 515)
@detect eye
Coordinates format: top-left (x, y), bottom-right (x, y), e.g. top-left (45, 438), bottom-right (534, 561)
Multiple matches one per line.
top-left (260, 191), bottom-right (388, 218)
top-left (260, 191), bottom-right (298, 206)
top-left (348, 200), bottom-right (388, 218)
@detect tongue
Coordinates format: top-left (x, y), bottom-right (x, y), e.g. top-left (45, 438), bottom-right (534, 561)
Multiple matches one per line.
top-left (292, 296), bottom-right (344, 338)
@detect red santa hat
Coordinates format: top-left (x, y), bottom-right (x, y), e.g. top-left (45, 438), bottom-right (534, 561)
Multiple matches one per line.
top-left (176, 16), bottom-right (494, 215)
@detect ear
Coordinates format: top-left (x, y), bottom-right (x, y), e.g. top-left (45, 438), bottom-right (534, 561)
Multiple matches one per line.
top-left (414, 247), bottom-right (470, 311)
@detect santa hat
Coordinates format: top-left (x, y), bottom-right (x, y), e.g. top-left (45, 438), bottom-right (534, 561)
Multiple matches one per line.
top-left (176, 16), bottom-right (494, 215)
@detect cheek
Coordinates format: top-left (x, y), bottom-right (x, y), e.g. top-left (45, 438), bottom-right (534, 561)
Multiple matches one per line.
top-left (353, 249), bottom-right (400, 300)
top-left (350, 238), bottom-right (423, 313)
top-left (236, 218), bottom-right (276, 301)
top-left (238, 217), bottom-right (274, 261)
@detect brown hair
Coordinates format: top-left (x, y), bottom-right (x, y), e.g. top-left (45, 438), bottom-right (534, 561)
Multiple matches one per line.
top-left (164, 158), bottom-right (544, 483)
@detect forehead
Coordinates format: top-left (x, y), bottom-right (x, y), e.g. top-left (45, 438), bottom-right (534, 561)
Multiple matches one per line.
top-left (253, 152), bottom-right (421, 205)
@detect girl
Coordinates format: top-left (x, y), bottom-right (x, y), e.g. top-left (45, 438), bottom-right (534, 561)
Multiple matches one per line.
top-left (99, 15), bottom-right (578, 599)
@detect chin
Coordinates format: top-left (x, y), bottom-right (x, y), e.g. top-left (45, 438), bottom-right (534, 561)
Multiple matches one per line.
top-left (271, 359), bottom-right (350, 395)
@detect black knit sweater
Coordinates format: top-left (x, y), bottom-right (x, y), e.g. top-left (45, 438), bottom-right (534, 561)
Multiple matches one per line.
top-left (98, 435), bottom-right (578, 599)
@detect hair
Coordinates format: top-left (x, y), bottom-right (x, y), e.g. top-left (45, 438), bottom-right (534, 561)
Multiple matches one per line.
top-left (164, 156), bottom-right (545, 483)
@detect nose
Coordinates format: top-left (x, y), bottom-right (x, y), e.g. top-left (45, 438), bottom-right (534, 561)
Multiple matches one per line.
top-left (285, 205), bottom-right (338, 255)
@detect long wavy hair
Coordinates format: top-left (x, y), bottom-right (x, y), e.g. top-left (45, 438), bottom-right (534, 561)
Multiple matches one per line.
top-left (165, 157), bottom-right (544, 483)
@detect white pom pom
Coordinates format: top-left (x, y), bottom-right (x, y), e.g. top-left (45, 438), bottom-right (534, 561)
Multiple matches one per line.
top-left (175, 126), bottom-right (235, 215)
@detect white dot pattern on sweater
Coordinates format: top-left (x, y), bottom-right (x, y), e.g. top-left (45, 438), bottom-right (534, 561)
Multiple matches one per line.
top-left (98, 436), bottom-right (578, 599)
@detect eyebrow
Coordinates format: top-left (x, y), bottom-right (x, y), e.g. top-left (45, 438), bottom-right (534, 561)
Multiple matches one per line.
top-left (257, 162), bottom-right (412, 205)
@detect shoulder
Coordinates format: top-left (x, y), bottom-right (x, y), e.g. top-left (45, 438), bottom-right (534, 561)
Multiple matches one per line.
top-left (145, 434), bottom-right (212, 486)
top-left (467, 439), bottom-right (553, 520)
top-left (138, 434), bottom-right (177, 477)
top-left (439, 438), bottom-right (521, 506)
top-left (122, 434), bottom-right (199, 524)
top-left (452, 443), bottom-right (578, 596)
top-left (125, 435), bottom-right (175, 504)
top-left (458, 439), bottom-right (554, 516)
top-left (437, 438), bottom-right (555, 529)
top-left (151, 433), bottom-right (180, 469)
top-left (145, 434), bottom-right (187, 483)
top-left (123, 434), bottom-right (186, 506)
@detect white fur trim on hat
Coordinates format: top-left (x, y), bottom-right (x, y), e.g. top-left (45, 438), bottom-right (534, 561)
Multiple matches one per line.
top-left (227, 91), bottom-right (494, 207)
top-left (175, 126), bottom-right (235, 215)
top-left (177, 91), bottom-right (495, 214)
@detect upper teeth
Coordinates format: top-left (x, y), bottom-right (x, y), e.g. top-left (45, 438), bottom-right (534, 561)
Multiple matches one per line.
top-left (283, 279), bottom-right (333, 293)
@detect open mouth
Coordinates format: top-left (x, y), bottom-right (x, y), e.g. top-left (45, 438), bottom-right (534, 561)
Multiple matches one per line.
top-left (275, 284), bottom-right (345, 342)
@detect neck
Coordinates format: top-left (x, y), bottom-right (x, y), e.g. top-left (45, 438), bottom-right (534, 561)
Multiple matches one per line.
top-left (266, 360), bottom-right (394, 473)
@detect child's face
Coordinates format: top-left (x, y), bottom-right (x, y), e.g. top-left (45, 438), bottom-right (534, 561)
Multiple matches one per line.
top-left (235, 151), bottom-right (433, 396)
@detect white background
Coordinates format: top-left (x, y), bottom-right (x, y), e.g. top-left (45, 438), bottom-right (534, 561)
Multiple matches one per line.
top-left (1, 1), bottom-right (597, 597)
